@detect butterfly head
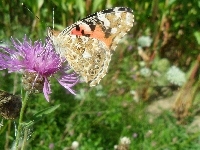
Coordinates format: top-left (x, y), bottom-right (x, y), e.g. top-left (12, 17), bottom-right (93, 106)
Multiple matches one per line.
top-left (47, 27), bottom-right (61, 39)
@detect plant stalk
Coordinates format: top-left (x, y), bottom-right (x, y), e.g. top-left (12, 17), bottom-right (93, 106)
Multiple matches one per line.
top-left (14, 91), bottom-right (29, 150)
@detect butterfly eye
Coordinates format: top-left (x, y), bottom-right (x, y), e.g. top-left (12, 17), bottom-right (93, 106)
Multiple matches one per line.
top-left (94, 53), bottom-right (103, 63)
top-left (77, 47), bottom-right (85, 54)
top-left (94, 65), bottom-right (100, 70)
top-left (96, 54), bottom-right (101, 59)
top-left (89, 68), bottom-right (96, 76)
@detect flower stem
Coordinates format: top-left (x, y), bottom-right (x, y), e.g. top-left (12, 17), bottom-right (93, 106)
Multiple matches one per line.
top-left (15, 91), bottom-right (29, 150)
top-left (4, 120), bottom-right (11, 150)
top-left (21, 127), bottom-right (28, 150)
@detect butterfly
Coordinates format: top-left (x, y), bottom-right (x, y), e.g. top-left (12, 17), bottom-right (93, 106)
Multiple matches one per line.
top-left (48, 7), bottom-right (134, 86)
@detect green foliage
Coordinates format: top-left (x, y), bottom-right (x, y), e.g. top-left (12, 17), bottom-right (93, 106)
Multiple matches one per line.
top-left (0, 0), bottom-right (200, 149)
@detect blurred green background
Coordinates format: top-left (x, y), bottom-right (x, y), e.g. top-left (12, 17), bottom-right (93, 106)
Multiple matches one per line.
top-left (0, 0), bottom-right (200, 149)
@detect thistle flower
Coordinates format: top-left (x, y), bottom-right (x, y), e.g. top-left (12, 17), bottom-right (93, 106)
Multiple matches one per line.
top-left (0, 90), bottom-right (21, 119)
top-left (0, 36), bottom-right (78, 101)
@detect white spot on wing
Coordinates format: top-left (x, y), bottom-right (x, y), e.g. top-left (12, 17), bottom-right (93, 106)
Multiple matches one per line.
top-left (111, 28), bottom-right (117, 34)
top-left (126, 14), bottom-right (134, 26)
top-left (113, 7), bottom-right (121, 12)
top-left (115, 12), bottom-right (122, 18)
top-left (82, 51), bottom-right (92, 58)
top-left (97, 13), bottom-right (110, 27)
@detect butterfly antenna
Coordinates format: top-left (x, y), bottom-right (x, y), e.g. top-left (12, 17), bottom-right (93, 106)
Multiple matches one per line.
top-left (53, 8), bottom-right (55, 31)
top-left (52, 7), bottom-right (55, 42)
top-left (21, 3), bottom-right (40, 20)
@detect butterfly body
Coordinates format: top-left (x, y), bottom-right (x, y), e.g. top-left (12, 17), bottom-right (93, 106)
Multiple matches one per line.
top-left (49, 7), bottom-right (134, 86)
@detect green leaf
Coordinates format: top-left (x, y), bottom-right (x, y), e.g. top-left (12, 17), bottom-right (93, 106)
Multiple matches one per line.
top-left (37, 0), bottom-right (44, 9)
top-left (76, 0), bottom-right (85, 17)
top-left (22, 120), bottom-right (35, 128)
top-left (22, 105), bottom-right (60, 128)
top-left (33, 104), bottom-right (60, 118)
top-left (194, 31), bottom-right (200, 45)
top-left (92, 0), bottom-right (104, 13)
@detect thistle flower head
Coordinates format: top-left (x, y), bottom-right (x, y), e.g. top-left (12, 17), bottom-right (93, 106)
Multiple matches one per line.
top-left (0, 90), bottom-right (21, 119)
top-left (0, 36), bottom-right (78, 101)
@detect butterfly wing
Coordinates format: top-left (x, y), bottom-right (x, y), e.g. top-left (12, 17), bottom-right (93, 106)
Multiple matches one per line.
top-left (59, 7), bottom-right (134, 51)
top-left (52, 34), bottom-right (112, 86)
top-left (49, 7), bottom-right (134, 86)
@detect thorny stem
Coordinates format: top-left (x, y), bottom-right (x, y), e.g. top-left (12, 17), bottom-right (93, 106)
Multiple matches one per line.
top-left (14, 91), bottom-right (29, 150)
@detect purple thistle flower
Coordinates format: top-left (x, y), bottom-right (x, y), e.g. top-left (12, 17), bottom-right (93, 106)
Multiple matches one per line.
top-left (0, 36), bottom-right (79, 101)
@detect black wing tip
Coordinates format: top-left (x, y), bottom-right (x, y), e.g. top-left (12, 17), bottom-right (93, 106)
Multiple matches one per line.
top-left (102, 7), bottom-right (133, 14)
top-left (117, 7), bottom-right (133, 13)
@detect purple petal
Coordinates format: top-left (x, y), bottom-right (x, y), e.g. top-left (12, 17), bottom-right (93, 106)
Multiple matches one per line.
top-left (43, 77), bottom-right (51, 102)
top-left (0, 35), bottom-right (79, 101)
top-left (57, 75), bottom-right (79, 95)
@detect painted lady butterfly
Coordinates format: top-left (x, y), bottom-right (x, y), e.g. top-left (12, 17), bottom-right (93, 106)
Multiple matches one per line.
top-left (48, 7), bottom-right (134, 86)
